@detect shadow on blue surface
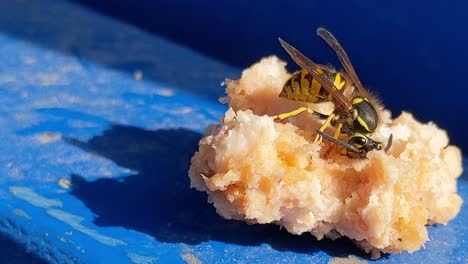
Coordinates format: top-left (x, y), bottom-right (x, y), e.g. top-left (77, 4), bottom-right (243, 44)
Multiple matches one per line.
top-left (0, 232), bottom-right (47, 264)
top-left (65, 125), bottom-right (379, 259)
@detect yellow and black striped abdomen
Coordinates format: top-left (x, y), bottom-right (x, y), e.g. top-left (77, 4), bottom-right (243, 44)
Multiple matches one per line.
top-left (279, 70), bottom-right (347, 103)
top-left (280, 70), bottom-right (323, 103)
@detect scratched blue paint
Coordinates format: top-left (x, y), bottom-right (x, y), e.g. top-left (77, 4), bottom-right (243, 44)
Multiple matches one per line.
top-left (10, 187), bottom-right (63, 208)
top-left (0, 0), bottom-right (466, 263)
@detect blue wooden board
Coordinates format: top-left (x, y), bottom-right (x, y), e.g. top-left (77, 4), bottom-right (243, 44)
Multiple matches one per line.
top-left (0, 0), bottom-right (466, 263)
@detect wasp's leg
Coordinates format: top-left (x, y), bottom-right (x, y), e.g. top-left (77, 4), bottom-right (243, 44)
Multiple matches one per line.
top-left (333, 123), bottom-right (343, 139)
top-left (323, 122), bottom-right (344, 157)
top-left (314, 114), bottom-right (335, 143)
top-left (272, 107), bottom-right (328, 121)
top-left (323, 124), bottom-right (339, 157)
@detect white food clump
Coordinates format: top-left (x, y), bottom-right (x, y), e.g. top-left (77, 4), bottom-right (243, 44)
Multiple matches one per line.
top-left (189, 57), bottom-right (463, 255)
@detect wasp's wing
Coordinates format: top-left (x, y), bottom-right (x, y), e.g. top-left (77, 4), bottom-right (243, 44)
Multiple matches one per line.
top-left (316, 28), bottom-right (367, 96)
top-left (279, 38), bottom-right (352, 111)
top-left (316, 63), bottom-right (335, 73)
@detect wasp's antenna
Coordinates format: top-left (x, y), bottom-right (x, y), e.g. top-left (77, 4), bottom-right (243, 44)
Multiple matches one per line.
top-left (316, 129), bottom-right (360, 153)
top-left (384, 134), bottom-right (393, 153)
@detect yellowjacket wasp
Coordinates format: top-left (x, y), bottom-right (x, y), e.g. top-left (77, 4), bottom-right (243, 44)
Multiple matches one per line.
top-left (274, 28), bottom-right (392, 158)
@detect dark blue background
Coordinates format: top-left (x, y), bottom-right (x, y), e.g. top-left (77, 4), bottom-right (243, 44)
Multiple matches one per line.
top-left (74, 0), bottom-right (468, 153)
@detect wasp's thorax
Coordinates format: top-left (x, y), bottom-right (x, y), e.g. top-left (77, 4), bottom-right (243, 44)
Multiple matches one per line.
top-left (351, 96), bottom-right (379, 133)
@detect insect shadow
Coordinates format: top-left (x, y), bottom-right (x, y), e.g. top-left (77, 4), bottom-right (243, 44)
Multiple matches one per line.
top-left (66, 124), bottom-right (373, 258)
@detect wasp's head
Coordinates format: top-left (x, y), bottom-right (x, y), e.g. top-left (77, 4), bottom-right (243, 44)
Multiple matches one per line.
top-left (346, 133), bottom-right (382, 158)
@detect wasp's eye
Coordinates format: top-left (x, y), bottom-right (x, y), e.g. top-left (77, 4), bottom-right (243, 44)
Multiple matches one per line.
top-left (357, 137), bottom-right (367, 145)
top-left (349, 136), bottom-right (367, 148)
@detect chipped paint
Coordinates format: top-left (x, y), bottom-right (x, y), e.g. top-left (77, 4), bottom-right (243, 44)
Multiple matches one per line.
top-left (47, 209), bottom-right (126, 246)
top-left (9, 186), bottom-right (62, 208)
top-left (22, 55), bottom-right (37, 65)
top-left (0, 74), bottom-right (16, 84)
top-left (36, 72), bottom-right (69, 87)
top-left (68, 120), bottom-right (99, 128)
top-left (154, 88), bottom-right (174, 97)
top-left (35, 132), bottom-right (62, 144)
top-left (170, 107), bottom-right (193, 115)
top-left (133, 70), bottom-right (143, 81)
top-left (10, 186), bottom-right (125, 247)
top-left (127, 252), bottom-right (158, 264)
top-left (9, 168), bottom-right (24, 180)
top-left (13, 208), bottom-right (31, 219)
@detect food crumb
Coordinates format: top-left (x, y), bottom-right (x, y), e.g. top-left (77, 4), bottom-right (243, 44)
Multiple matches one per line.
top-left (181, 253), bottom-right (202, 264)
top-left (328, 255), bottom-right (367, 264)
top-left (58, 178), bottom-right (72, 189)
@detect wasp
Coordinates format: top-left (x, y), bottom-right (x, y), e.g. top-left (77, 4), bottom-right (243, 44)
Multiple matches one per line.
top-left (273, 28), bottom-right (392, 158)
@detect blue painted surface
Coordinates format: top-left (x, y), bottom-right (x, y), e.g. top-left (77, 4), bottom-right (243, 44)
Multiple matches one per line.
top-left (0, 0), bottom-right (466, 263)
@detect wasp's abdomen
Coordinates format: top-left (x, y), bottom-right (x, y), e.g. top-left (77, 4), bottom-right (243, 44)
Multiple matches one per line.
top-left (280, 70), bottom-right (346, 104)
top-left (279, 70), bottom-right (325, 103)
